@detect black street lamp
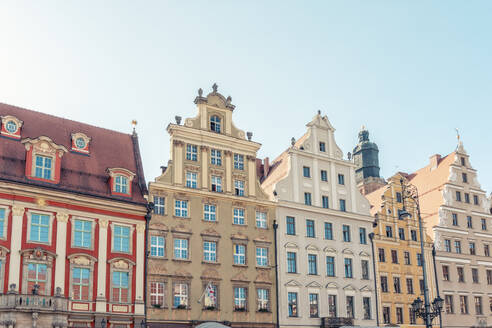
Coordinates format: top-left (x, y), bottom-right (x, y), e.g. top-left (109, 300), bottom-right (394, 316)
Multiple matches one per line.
top-left (399, 179), bottom-right (443, 328)
top-left (140, 319), bottom-right (146, 328)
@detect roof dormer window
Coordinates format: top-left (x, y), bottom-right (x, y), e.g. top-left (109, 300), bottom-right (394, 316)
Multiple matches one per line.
top-left (22, 136), bottom-right (67, 184)
top-left (71, 132), bottom-right (91, 155)
top-left (210, 115), bottom-right (221, 133)
top-left (34, 155), bottom-right (52, 180)
top-left (115, 175), bottom-right (128, 194)
top-left (1, 115), bottom-right (23, 139)
top-left (107, 168), bottom-right (135, 197)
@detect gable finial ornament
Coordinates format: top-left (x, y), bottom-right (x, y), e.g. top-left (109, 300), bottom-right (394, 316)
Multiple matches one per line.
top-left (198, 88), bottom-right (203, 97)
top-left (226, 96), bottom-right (232, 105)
top-left (131, 120), bottom-right (137, 133)
top-left (212, 83), bottom-right (218, 93)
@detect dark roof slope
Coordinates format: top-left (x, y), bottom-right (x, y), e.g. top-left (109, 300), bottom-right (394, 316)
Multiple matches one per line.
top-left (0, 102), bottom-right (147, 204)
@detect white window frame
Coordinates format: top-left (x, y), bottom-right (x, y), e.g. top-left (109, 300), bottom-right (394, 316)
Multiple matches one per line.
top-left (150, 235), bottom-right (165, 257)
top-left (234, 286), bottom-right (247, 310)
top-left (186, 144), bottom-right (198, 161)
top-left (34, 154), bottom-right (53, 180)
top-left (174, 238), bottom-right (189, 260)
top-left (211, 175), bottom-right (222, 192)
top-left (233, 208), bottom-right (245, 225)
top-left (150, 281), bottom-right (166, 306)
top-left (186, 171), bottom-right (198, 189)
top-left (114, 175), bottom-right (129, 194)
top-left (203, 241), bottom-right (217, 262)
top-left (233, 244), bottom-right (246, 265)
top-left (27, 211), bottom-right (53, 245)
top-left (0, 207), bottom-right (10, 240)
top-left (256, 247), bottom-right (268, 267)
top-left (72, 218), bottom-right (94, 249)
top-left (175, 200), bottom-right (189, 217)
top-left (111, 223), bottom-right (134, 254)
top-left (256, 211), bottom-right (267, 229)
top-left (112, 270), bottom-right (130, 303)
top-left (204, 204), bottom-right (217, 222)
top-left (234, 154), bottom-right (244, 170)
top-left (154, 196), bottom-right (165, 215)
top-left (72, 266), bottom-right (91, 301)
top-left (173, 282), bottom-right (189, 308)
top-left (210, 149), bottom-right (222, 166)
top-left (257, 288), bottom-right (269, 311)
top-left (234, 180), bottom-right (245, 196)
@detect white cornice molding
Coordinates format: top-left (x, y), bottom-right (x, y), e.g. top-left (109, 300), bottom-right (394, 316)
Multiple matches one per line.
top-left (475, 232), bottom-right (492, 239)
top-left (277, 200), bottom-right (373, 223)
top-left (433, 226), bottom-right (469, 235)
top-left (435, 256), bottom-right (470, 264)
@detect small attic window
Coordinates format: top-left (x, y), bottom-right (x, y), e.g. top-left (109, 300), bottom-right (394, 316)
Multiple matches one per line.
top-left (210, 115), bottom-right (221, 133)
top-left (107, 168), bottom-right (135, 197)
top-left (71, 133), bottom-right (91, 155)
top-left (1, 115), bottom-right (24, 139)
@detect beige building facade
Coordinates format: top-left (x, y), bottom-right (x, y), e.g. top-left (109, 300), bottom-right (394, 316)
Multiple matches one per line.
top-left (147, 85), bottom-right (276, 328)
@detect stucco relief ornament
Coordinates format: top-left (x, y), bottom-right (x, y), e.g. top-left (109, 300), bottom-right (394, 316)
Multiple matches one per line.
top-left (442, 187), bottom-right (452, 206)
top-left (438, 207), bottom-right (447, 226)
top-left (185, 118), bottom-right (193, 127)
top-left (113, 260), bottom-right (129, 269)
top-left (434, 231), bottom-right (442, 251)
top-left (99, 219), bottom-right (109, 229)
top-left (12, 206), bottom-right (25, 217)
top-left (56, 212), bottom-right (69, 223)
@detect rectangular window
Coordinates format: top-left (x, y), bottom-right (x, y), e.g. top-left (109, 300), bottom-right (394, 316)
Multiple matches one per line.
top-left (404, 251), bottom-right (411, 265)
top-left (150, 282), bottom-right (165, 306)
top-left (417, 253), bottom-right (423, 266)
top-left (309, 293), bottom-right (319, 317)
top-left (444, 239), bottom-right (451, 252)
top-left (204, 204), bottom-right (216, 222)
top-left (174, 239), bottom-right (188, 259)
top-left (211, 176), bottom-right (222, 192)
top-left (325, 222), bottom-right (333, 240)
top-left (445, 295), bottom-right (454, 314)
top-left (72, 267), bottom-right (90, 300)
top-left (328, 295), bottom-right (337, 317)
top-left (470, 242), bottom-right (476, 255)
top-left (233, 208), bottom-right (245, 225)
top-left (308, 254), bottom-right (318, 275)
top-left (203, 241), bottom-right (217, 262)
top-left (319, 142), bottom-right (326, 152)
top-left (0, 208), bottom-right (4, 238)
top-left (359, 227), bottom-right (367, 244)
top-left (233, 244), bottom-right (246, 265)
top-left (173, 283), bottom-right (188, 308)
top-left (464, 193), bottom-right (470, 203)
top-left (346, 296), bottom-right (354, 318)
top-left (396, 307), bottom-right (403, 324)
top-left (455, 240), bottom-right (462, 254)
top-left (398, 227), bottom-right (405, 240)
top-left (487, 270), bottom-right (492, 285)
top-left (361, 260), bottom-right (369, 280)
top-left (234, 154), bottom-right (244, 170)
top-left (30, 213), bottom-right (50, 243)
top-left (153, 196), bottom-right (165, 215)
top-left (326, 256), bottom-right (335, 277)
top-left (150, 236), bottom-right (165, 257)
top-left (380, 276), bottom-right (388, 292)
top-left (442, 265), bottom-right (450, 281)
top-left (342, 225), bottom-right (351, 242)
top-left (234, 287), bottom-right (247, 311)
top-left (255, 211), bottom-right (267, 229)
top-left (396, 192), bottom-right (402, 203)
top-left (113, 225), bottom-right (130, 253)
top-left (452, 213), bottom-right (458, 226)
top-left (204, 283), bottom-right (218, 309)
top-left (391, 250), bottom-right (398, 264)
top-left (174, 200), bottom-right (188, 217)
top-left (386, 226), bottom-right (393, 238)
top-left (322, 196), bottom-right (329, 208)
top-left (288, 292), bottom-right (298, 317)
top-left (257, 288), bottom-right (269, 311)
top-left (256, 247), bottom-right (268, 267)
top-left (474, 195), bottom-right (479, 205)
top-left (34, 155), bottom-right (52, 179)
top-left (73, 219), bottom-right (92, 248)
top-left (378, 248), bottom-right (385, 262)
top-left (304, 192), bottom-right (312, 206)
top-left (344, 258), bottom-right (353, 278)
top-left (27, 263), bottom-right (47, 295)
top-left (306, 219), bottom-right (315, 238)
top-left (456, 191), bottom-right (462, 202)
top-left (339, 199), bottom-right (346, 212)
top-left (406, 278), bottom-right (414, 294)
top-left (419, 279), bottom-right (424, 293)
top-left (186, 144), bottom-right (197, 161)
top-left (286, 216), bottom-right (296, 235)
top-left (383, 306), bottom-right (390, 323)
top-left (485, 244), bottom-right (490, 257)
top-left (457, 267), bottom-right (465, 282)
top-left (394, 277), bottom-right (401, 293)
top-left (320, 170), bottom-right (328, 181)
top-left (234, 180), bottom-right (245, 196)
top-left (467, 216), bottom-right (473, 228)
top-left (481, 218), bottom-right (487, 230)
top-left (303, 166), bottom-right (311, 178)
top-left (460, 295), bottom-right (468, 314)
top-left (461, 157), bottom-right (466, 166)
top-left (411, 229), bottom-right (417, 241)
top-left (338, 174), bottom-right (345, 185)
top-left (462, 172), bottom-right (468, 183)
top-left (287, 252), bottom-right (297, 273)
top-left (363, 297), bottom-right (371, 320)
top-left (472, 268), bottom-right (479, 283)
top-left (210, 149), bottom-right (222, 166)
top-left (114, 175), bottom-right (128, 194)
top-left (475, 296), bottom-right (483, 315)
top-left (112, 271), bottom-right (129, 303)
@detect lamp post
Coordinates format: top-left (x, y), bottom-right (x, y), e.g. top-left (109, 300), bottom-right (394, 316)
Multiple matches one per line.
top-left (399, 179), bottom-right (443, 328)
top-left (143, 202), bottom-right (154, 328)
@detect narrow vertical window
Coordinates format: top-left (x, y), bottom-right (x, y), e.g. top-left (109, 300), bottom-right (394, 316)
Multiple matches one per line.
top-left (256, 211), bottom-right (267, 228)
top-left (233, 208), bottom-right (245, 225)
top-left (113, 225), bottom-right (130, 253)
top-left (204, 204), bottom-right (216, 222)
top-left (150, 236), bottom-right (165, 257)
top-left (210, 115), bottom-right (221, 133)
top-left (112, 271), bottom-right (129, 303)
top-left (72, 267), bottom-right (90, 300)
top-left (304, 192), bottom-right (312, 206)
top-left (234, 154), bottom-right (244, 170)
top-left (74, 220), bottom-right (92, 248)
top-left (286, 216), bottom-right (296, 235)
top-left (185, 144), bottom-right (197, 161)
top-left (153, 196), bottom-right (165, 215)
top-left (309, 293), bottom-right (319, 317)
top-left (288, 292), bottom-right (298, 317)
top-left (34, 155), bottom-right (52, 179)
top-left (324, 222), bottom-right (333, 240)
top-left (234, 180), bottom-right (245, 196)
top-left (30, 213), bottom-right (50, 243)
top-left (114, 175), bottom-right (128, 194)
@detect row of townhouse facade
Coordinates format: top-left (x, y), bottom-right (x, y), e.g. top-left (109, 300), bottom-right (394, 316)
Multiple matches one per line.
top-left (0, 84), bottom-right (490, 328)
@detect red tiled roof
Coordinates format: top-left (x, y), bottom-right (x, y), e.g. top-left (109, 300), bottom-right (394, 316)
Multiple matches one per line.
top-left (0, 102), bottom-right (147, 204)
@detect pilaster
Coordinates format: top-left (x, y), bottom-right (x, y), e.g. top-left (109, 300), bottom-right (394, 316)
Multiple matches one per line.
top-left (173, 140), bottom-right (184, 185)
top-left (96, 218), bottom-right (109, 312)
top-left (247, 155), bottom-right (256, 197)
top-left (54, 212), bottom-right (69, 294)
top-left (135, 223), bottom-right (145, 314)
top-left (200, 146), bottom-right (209, 189)
top-left (225, 151), bottom-right (232, 193)
top-left (8, 206), bottom-right (24, 291)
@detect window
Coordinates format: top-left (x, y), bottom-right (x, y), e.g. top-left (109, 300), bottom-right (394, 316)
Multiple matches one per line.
top-left (154, 196), bottom-right (165, 215)
top-left (304, 192), bottom-right (312, 206)
top-left (174, 200), bottom-right (188, 217)
top-left (173, 283), bottom-right (188, 308)
top-left (455, 240), bottom-right (462, 254)
top-left (319, 142), bottom-right (326, 152)
top-left (185, 172), bottom-right (197, 189)
top-left (411, 230), bottom-right (417, 241)
top-left (72, 267), bottom-right (90, 300)
top-left (397, 209), bottom-right (404, 220)
top-left (114, 175), bottom-right (129, 194)
top-left (234, 154), bottom-right (244, 170)
top-left (288, 292), bottom-right (298, 317)
top-left (361, 260), bottom-right (369, 279)
top-left (396, 192), bottom-right (402, 203)
top-left (203, 283), bottom-right (219, 309)
top-left (326, 256), bottom-right (335, 277)
top-left (442, 265), bottom-right (450, 281)
top-left (407, 278), bottom-right (414, 294)
top-left (363, 297), bottom-right (371, 320)
top-left (328, 295), bottom-right (337, 317)
top-left (320, 170), bottom-right (328, 181)
top-left (460, 295), bottom-right (468, 314)
top-left (257, 288), bottom-right (269, 311)
top-left (0, 208), bottom-right (4, 238)
top-left (452, 213), bottom-right (458, 226)
top-left (457, 267), bottom-right (465, 282)
top-left (174, 239), bottom-right (188, 260)
top-left (445, 295), bottom-right (454, 314)
top-left (417, 253), bottom-right (423, 266)
top-left (210, 149), bottom-right (222, 165)
top-left (386, 226), bottom-right (393, 238)
top-left (394, 277), bottom-right (401, 293)
top-left (462, 172), bottom-right (468, 183)
top-left (338, 174), bottom-right (345, 185)
top-left (308, 254), bottom-right (318, 275)
top-left (73, 219), bottom-right (92, 248)
top-left (234, 287), bottom-right (247, 311)
top-left (398, 227), bottom-right (405, 240)
top-left (287, 252), bottom-right (297, 273)
top-left (309, 293), bottom-right (319, 317)
top-left (456, 191), bottom-right (462, 202)
top-left (339, 199), bottom-right (346, 212)
top-left (150, 236), bottom-right (165, 257)
top-left (381, 276), bottom-right (388, 292)
top-left (378, 248), bottom-right (385, 262)
top-left (461, 156), bottom-right (466, 166)
top-left (490, 297), bottom-right (492, 313)
top-left (470, 242), bottom-right (476, 255)
top-left (34, 155), bottom-right (52, 179)
top-left (210, 115), bottom-right (221, 133)
top-left (203, 241), bottom-right (217, 262)
top-left (485, 245), bottom-right (490, 257)
top-left (472, 268), bottom-right (479, 283)
top-left (383, 307), bottom-right (390, 324)
top-left (306, 219), bottom-right (315, 238)
top-left (445, 239), bottom-right (451, 252)
top-left (474, 195), bottom-right (479, 205)
top-left (391, 250), bottom-right (398, 264)
top-left (325, 222), bottom-right (333, 240)
top-left (359, 227), bottom-right (367, 244)
top-left (204, 204), bottom-right (216, 222)
top-left (113, 225), bottom-right (130, 253)
top-left (150, 282), bottom-right (165, 306)
top-left (482, 218), bottom-right (487, 231)
top-left (186, 144), bottom-right (197, 161)
top-left (396, 307), bottom-right (403, 324)
top-left (404, 251), bottom-right (411, 265)
top-left (303, 166), bottom-right (311, 178)
top-left (30, 213), bottom-right (50, 243)
top-left (233, 244), bottom-right (246, 265)
top-left (234, 180), bottom-right (245, 196)
top-left (344, 258), bottom-right (353, 278)
top-left (464, 193), bottom-right (470, 203)
top-left (5, 120), bottom-right (18, 133)
top-left (467, 216), bottom-right (473, 228)
top-left (211, 176), bottom-right (222, 192)
top-left (346, 296), bottom-right (354, 318)
top-left (342, 225), bottom-right (351, 242)
top-left (286, 217), bottom-right (296, 235)
top-left (112, 271), bottom-right (129, 303)
top-left (256, 247), bottom-right (268, 267)
top-left (322, 196), bottom-right (329, 209)
top-left (419, 279), bottom-right (424, 293)
top-left (233, 208), bottom-right (245, 225)
top-left (256, 211), bottom-right (267, 229)
top-left (475, 296), bottom-right (483, 315)
top-left (486, 270), bottom-right (492, 284)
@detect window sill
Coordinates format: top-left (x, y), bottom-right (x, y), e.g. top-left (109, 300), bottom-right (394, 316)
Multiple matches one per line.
top-left (203, 219), bottom-right (218, 223)
top-left (233, 264), bottom-right (247, 268)
top-left (28, 240), bottom-right (51, 245)
top-left (202, 261), bottom-right (220, 266)
top-left (307, 274), bottom-right (319, 276)
top-left (173, 216), bottom-right (190, 220)
top-left (149, 256), bottom-right (167, 260)
top-left (172, 258), bottom-right (191, 263)
top-left (112, 250), bottom-right (132, 255)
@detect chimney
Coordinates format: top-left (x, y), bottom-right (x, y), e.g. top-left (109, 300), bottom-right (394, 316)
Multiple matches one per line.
top-left (264, 157), bottom-right (270, 177)
top-left (429, 154), bottom-right (441, 170)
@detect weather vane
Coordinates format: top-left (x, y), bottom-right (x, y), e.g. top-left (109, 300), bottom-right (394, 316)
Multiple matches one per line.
top-left (132, 120), bottom-right (137, 132)
top-left (455, 128), bottom-right (460, 142)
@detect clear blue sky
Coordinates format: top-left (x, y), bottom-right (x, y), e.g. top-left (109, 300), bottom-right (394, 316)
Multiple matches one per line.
top-left (1, 1), bottom-right (491, 193)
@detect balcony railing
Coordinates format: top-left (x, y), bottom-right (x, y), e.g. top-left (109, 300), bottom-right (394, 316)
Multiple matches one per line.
top-left (320, 317), bottom-right (354, 328)
top-left (0, 293), bottom-right (68, 311)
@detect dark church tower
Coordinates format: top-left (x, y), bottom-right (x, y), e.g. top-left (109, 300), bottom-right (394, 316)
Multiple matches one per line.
top-left (353, 126), bottom-right (386, 195)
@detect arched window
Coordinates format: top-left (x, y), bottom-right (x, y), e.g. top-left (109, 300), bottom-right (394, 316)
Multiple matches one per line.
top-left (210, 115), bottom-right (221, 133)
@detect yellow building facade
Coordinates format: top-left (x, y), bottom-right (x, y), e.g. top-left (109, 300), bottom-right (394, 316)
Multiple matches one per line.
top-left (366, 173), bottom-right (438, 328)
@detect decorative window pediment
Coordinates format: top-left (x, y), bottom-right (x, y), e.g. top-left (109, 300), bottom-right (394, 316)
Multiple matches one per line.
top-left (284, 280), bottom-right (302, 287)
top-left (359, 251), bottom-right (371, 258)
top-left (343, 284), bottom-right (356, 291)
top-left (305, 281), bottom-right (322, 288)
top-left (342, 248), bottom-right (354, 255)
top-left (284, 242), bottom-right (299, 249)
top-left (360, 285), bottom-right (372, 292)
top-left (107, 168), bottom-right (136, 196)
top-left (1, 115), bottom-right (23, 139)
top-left (325, 282), bottom-right (339, 289)
top-left (22, 136), bottom-right (67, 184)
top-left (71, 132), bottom-right (91, 154)
top-left (324, 247), bottom-right (337, 253)
top-left (305, 244), bottom-right (320, 251)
